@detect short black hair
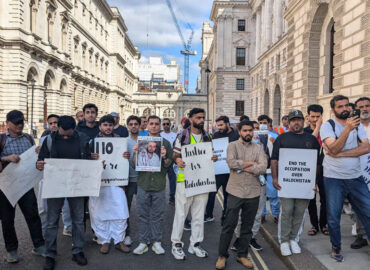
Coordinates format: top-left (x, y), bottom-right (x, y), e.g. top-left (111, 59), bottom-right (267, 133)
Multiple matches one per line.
top-left (47, 114), bottom-right (59, 120)
top-left (238, 120), bottom-right (254, 131)
top-left (239, 115), bottom-right (250, 122)
top-left (307, 104), bottom-right (323, 115)
top-left (257, 114), bottom-right (272, 123)
top-left (127, 115), bottom-right (141, 125)
top-left (83, 103), bottom-right (98, 113)
top-left (216, 115), bottom-right (230, 124)
top-left (58, 116), bottom-right (76, 130)
top-left (162, 118), bottom-right (171, 122)
top-left (148, 115), bottom-right (161, 123)
top-left (355, 97), bottom-right (370, 107)
top-left (282, 115), bottom-right (288, 120)
top-left (140, 116), bottom-right (147, 120)
top-left (99, 115), bottom-right (115, 125)
top-left (330, 95), bottom-right (349, 109)
top-left (183, 119), bottom-right (191, 129)
top-left (349, 103), bottom-right (356, 110)
top-left (188, 108), bottom-right (205, 118)
top-left (251, 120), bottom-right (258, 125)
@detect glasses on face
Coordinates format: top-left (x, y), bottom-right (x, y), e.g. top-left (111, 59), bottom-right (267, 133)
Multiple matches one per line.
top-left (163, 123), bottom-right (170, 126)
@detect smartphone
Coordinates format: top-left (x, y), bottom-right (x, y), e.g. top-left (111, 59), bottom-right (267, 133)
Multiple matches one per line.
top-left (350, 109), bottom-right (361, 118)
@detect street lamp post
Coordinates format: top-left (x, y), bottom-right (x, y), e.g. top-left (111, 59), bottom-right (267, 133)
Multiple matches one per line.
top-left (30, 78), bottom-right (36, 137)
top-left (205, 67), bottom-right (211, 130)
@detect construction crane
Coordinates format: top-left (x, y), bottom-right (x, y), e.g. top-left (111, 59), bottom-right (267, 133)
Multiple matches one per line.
top-left (165, 0), bottom-right (197, 93)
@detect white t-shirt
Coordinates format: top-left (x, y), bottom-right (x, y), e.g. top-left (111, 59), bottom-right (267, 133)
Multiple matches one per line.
top-left (160, 131), bottom-right (177, 147)
top-left (320, 118), bottom-right (367, 179)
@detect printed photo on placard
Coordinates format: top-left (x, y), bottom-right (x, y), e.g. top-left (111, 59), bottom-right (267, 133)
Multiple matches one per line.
top-left (136, 136), bottom-right (162, 172)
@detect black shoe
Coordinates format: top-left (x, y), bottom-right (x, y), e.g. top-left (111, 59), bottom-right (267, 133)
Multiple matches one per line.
top-left (72, 252), bottom-right (88, 266)
top-left (350, 236), bottom-right (368, 249)
top-left (250, 238), bottom-right (263, 251)
top-left (169, 196), bottom-right (175, 205)
top-left (43, 257), bottom-right (55, 270)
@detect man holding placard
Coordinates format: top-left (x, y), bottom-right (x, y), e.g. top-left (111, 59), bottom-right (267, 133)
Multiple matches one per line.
top-left (132, 115), bottom-right (173, 256)
top-left (216, 120), bottom-right (267, 270)
top-left (205, 115), bottom-right (239, 224)
top-left (89, 115), bottom-right (131, 254)
top-left (271, 110), bottom-right (320, 257)
top-left (37, 116), bottom-right (91, 270)
top-left (0, 110), bottom-right (45, 264)
top-left (171, 108), bottom-right (217, 260)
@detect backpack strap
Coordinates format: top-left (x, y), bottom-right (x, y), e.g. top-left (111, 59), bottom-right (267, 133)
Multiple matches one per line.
top-left (23, 133), bottom-right (35, 146)
top-left (328, 119), bottom-right (338, 139)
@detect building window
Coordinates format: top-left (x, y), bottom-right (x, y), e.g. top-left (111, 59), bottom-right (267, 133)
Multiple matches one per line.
top-left (238, 20), bottom-right (246, 31)
top-left (276, 54), bottom-right (281, 70)
top-left (266, 62), bottom-right (269, 76)
top-left (329, 23), bottom-right (335, 93)
top-left (236, 48), bottom-right (246, 66)
top-left (236, 79), bottom-right (245, 90)
top-left (235, 101), bottom-right (244, 116)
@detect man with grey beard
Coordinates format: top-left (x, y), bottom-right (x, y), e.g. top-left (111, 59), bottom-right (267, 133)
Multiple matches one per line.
top-left (350, 97), bottom-right (370, 249)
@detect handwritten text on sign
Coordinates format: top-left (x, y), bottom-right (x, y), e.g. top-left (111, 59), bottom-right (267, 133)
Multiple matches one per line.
top-left (213, 137), bottom-right (230, 175)
top-left (182, 142), bottom-right (216, 197)
top-left (278, 148), bottom-right (317, 199)
top-left (95, 138), bottom-right (129, 186)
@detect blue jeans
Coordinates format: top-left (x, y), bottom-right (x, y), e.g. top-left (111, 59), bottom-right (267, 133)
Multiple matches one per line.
top-left (167, 165), bottom-right (177, 198)
top-left (62, 199), bottom-right (72, 231)
top-left (324, 176), bottom-right (370, 249)
top-left (264, 174), bottom-right (280, 217)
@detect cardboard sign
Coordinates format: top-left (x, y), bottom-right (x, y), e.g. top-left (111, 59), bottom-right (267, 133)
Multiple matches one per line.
top-left (95, 138), bottom-right (129, 186)
top-left (182, 142), bottom-right (216, 197)
top-left (278, 148), bottom-right (317, 199)
top-left (213, 137), bottom-right (230, 175)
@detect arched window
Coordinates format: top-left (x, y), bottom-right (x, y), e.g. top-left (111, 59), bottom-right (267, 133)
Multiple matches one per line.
top-left (163, 108), bottom-right (175, 119)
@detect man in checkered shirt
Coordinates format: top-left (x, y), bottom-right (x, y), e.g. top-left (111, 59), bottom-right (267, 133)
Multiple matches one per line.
top-left (0, 110), bottom-right (45, 264)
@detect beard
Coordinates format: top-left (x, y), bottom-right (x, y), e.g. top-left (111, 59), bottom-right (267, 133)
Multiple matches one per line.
top-left (335, 110), bottom-right (350, 120)
top-left (219, 128), bottom-right (227, 134)
top-left (193, 122), bottom-right (204, 130)
top-left (241, 135), bottom-right (252, 142)
top-left (360, 111), bottom-right (370, 120)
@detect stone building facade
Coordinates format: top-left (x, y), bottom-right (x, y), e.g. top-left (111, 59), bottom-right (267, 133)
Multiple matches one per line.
top-left (201, 0), bottom-right (370, 125)
top-left (0, 0), bottom-right (139, 130)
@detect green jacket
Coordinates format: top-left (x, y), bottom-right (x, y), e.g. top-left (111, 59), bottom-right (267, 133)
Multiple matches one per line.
top-left (137, 138), bottom-right (173, 192)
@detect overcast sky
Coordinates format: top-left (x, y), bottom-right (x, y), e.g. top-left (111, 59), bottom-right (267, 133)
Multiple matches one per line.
top-left (107, 0), bottom-right (214, 93)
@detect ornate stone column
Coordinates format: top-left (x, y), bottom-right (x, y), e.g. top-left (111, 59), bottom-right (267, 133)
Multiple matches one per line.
top-left (255, 9), bottom-right (261, 58)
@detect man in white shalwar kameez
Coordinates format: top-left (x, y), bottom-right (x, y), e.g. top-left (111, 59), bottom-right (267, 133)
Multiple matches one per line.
top-left (89, 115), bottom-right (131, 254)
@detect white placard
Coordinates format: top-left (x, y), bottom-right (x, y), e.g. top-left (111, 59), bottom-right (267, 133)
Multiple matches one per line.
top-left (42, 159), bottom-right (103, 199)
top-left (213, 137), bottom-right (230, 175)
top-left (0, 146), bottom-right (43, 206)
top-left (182, 142), bottom-right (216, 197)
top-left (361, 153), bottom-right (370, 191)
top-left (95, 138), bottom-right (129, 186)
top-left (136, 136), bottom-right (162, 172)
top-left (278, 148), bottom-right (317, 199)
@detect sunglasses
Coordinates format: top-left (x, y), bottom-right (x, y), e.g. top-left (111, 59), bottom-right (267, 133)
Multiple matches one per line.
top-left (163, 123), bottom-right (170, 126)
top-left (128, 123), bottom-right (139, 126)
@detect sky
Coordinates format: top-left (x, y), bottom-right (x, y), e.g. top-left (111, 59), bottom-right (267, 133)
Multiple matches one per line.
top-left (107, 0), bottom-right (214, 93)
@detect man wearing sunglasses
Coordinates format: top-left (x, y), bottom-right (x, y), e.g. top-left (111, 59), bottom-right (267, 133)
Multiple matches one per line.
top-left (160, 118), bottom-right (177, 204)
top-left (0, 110), bottom-right (45, 264)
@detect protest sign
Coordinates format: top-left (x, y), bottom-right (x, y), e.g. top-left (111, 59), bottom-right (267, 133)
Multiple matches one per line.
top-left (360, 153), bottom-right (370, 191)
top-left (278, 148), bottom-right (317, 199)
top-left (94, 138), bottom-right (129, 186)
top-left (0, 146), bottom-right (43, 206)
top-left (213, 137), bottom-right (230, 175)
top-left (136, 136), bottom-right (162, 172)
top-left (42, 159), bottom-right (103, 199)
top-left (182, 142), bottom-right (216, 197)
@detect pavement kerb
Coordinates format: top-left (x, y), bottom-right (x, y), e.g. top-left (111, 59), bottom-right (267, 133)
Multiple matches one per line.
top-left (260, 225), bottom-right (328, 270)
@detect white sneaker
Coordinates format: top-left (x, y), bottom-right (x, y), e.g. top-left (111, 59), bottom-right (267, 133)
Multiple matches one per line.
top-left (290, 240), bottom-right (301, 254)
top-left (133, 243), bottom-right (148, 255)
top-left (188, 243), bottom-right (208, 258)
top-left (172, 243), bottom-right (186, 260)
top-left (124, 236), bottom-right (133, 246)
top-left (63, 226), bottom-right (72, 237)
top-left (280, 242), bottom-right (292, 256)
top-left (152, 242), bottom-right (165, 255)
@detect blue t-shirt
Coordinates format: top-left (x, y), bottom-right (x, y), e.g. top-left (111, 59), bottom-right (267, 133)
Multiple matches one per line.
top-left (320, 118), bottom-right (367, 179)
top-left (139, 130), bottom-right (149, 136)
top-left (127, 136), bottom-right (138, 180)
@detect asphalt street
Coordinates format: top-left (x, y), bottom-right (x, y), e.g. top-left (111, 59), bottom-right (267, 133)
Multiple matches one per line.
top-left (0, 188), bottom-right (288, 270)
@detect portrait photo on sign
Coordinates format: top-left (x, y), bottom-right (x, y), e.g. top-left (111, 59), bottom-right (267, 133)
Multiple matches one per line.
top-left (136, 136), bottom-right (162, 172)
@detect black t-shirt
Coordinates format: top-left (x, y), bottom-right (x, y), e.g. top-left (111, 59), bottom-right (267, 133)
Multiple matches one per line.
top-left (303, 126), bottom-right (324, 165)
top-left (213, 128), bottom-right (240, 142)
top-left (54, 136), bottom-right (81, 159)
top-left (271, 132), bottom-right (321, 163)
top-left (114, 125), bottom-right (129, 138)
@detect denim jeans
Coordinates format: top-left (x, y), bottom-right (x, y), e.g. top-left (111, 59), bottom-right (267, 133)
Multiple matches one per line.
top-left (62, 199), bottom-right (72, 231)
top-left (265, 174), bottom-right (280, 217)
top-left (324, 176), bottom-right (370, 249)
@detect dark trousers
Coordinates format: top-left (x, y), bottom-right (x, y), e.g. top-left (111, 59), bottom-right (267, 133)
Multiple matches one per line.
top-left (167, 166), bottom-right (176, 198)
top-left (45, 197), bottom-right (85, 258)
top-left (125, 181), bottom-right (137, 236)
top-left (308, 167), bottom-right (327, 230)
top-left (206, 174), bottom-right (229, 218)
top-left (218, 194), bottom-right (259, 258)
top-left (0, 189), bottom-right (44, 252)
